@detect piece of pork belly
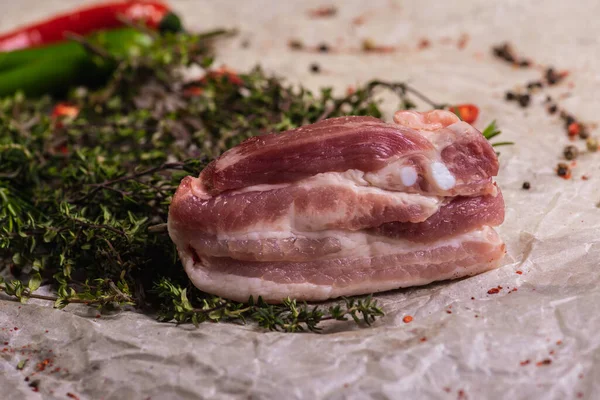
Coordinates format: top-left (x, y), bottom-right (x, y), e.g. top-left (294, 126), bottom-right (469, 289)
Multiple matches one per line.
top-left (168, 110), bottom-right (505, 303)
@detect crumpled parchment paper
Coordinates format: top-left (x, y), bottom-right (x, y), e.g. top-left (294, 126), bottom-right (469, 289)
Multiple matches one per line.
top-left (2, 1), bottom-right (600, 399)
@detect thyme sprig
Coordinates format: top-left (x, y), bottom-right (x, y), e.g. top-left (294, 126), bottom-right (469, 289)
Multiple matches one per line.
top-left (0, 28), bottom-right (509, 332)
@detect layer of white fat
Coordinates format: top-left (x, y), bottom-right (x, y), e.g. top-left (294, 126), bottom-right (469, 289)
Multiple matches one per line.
top-left (180, 227), bottom-right (505, 303)
top-left (189, 226), bottom-right (501, 262)
top-left (399, 166), bottom-right (418, 186)
top-left (430, 161), bottom-right (456, 190)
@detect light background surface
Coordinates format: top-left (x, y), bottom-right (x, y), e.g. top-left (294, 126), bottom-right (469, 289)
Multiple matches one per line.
top-left (1, 1), bottom-right (600, 399)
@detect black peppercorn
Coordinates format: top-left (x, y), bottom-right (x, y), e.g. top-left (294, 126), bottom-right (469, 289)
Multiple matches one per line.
top-left (548, 104), bottom-right (557, 114)
top-left (505, 91), bottom-right (515, 101)
top-left (318, 43), bottom-right (329, 53)
top-left (564, 115), bottom-right (575, 127)
top-left (519, 60), bottom-right (530, 67)
top-left (310, 63), bottom-right (321, 73)
top-left (518, 94), bottom-right (530, 108)
top-left (557, 163), bottom-right (570, 177)
top-left (563, 145), bottom-right (579, 160)
top-left (522, 181), bottom-right (531, 190)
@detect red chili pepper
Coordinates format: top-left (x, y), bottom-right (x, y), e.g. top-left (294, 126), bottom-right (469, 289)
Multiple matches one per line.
top-left (449, 104), bottom-right (479, 124)
top-left (0, 1), bottom-right (175, 51)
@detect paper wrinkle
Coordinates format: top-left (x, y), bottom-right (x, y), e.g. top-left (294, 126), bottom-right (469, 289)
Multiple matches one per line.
top-left (2, 0), bottom-right (600, 399)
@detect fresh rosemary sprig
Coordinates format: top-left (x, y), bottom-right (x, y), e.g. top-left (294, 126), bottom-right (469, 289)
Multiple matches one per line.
top-left (0, 28), bottom-right (509, 332)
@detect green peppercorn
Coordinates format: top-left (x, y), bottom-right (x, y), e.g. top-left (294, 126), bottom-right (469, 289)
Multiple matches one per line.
top-left (587, 137), bottom-right (598, 152)
top-left (563, 145), bottom-right (579, 160)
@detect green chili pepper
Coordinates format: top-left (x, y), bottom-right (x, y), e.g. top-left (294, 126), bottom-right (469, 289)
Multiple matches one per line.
top-left (0, 28), bottom-right (153, 97)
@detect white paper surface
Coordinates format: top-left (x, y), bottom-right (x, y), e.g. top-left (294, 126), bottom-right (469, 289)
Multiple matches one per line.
top-left (2, 1), bottom-right (600, 399)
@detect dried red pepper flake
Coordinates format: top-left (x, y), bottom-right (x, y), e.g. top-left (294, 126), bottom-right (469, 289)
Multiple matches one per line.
top-left (95, 314), bottom-right (101, 318)
top-left (549, 350), bottom-right (555, 355)
top-left (577, 392), bottom-right (584, 399)
top-left (352, 15), bottom-right (367, 26)
top-left (487, 288), bottom-right (500, 295)
top-left (536, 359), bottom-right (552, 366)
top-left (516, 270), bottom-right (523, 275)
top-left (307, 6), bottom-right (337, 18)
top-left (520, 359), bottom-right (531, 366)
top-left (470, 297), bottom-right (475, 300)
top-left (556, 340), bottom-right (563, 345)
top-left (457, 389), bottom-right (466, 399)
top-left (417, 38), bottom-right (431, 50)
top-left (14, 327), bottom-right (19, 331)
top-left (443, 387), bottom-right (451, 393)
top-left (402, 315), bottom-right (413, 323)
top-left (36, 358), bottom-right (52, 372)
top-left (446, 310), bottom-right (452, 314)
top-left (3, 342), bottom-right (7, 345)
top-left (582, 175), bottom-right (590, 181)
top-left (420, 337), bottom-right (427, 342)
top-left (66, 393), bottom-right (81, 400)
top-left (457, 34), bottom-right (469, 50)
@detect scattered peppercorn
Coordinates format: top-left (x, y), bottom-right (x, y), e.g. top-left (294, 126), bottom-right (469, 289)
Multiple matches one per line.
top-left (518, 94), bottom-right (530, 108)
top-left (548, 104), bottom-right (557, 114)
top-left (519, 60), bottom-right (531, 67)
top-left (567, 122), bottom-right (580, 137)
top-left (563, 145), bottom-right (579, 160)
top-left (309, 63), bottom-right (320, 73)
top-left (557, 163), bottom-right (570, 178)
top-left (288, 39), bottom-right (304, 50)
top-left (545, 68), bottom-right (567, 85)
top-left (522, 181), bottom-right (531, 190)
top-left (505, 91), bottom-right (516, 101)
top-left (318, 43), bottom-right (329, 53)
top-left (579, 127), bottom-right (590, 139)
top-left (492, 43), bottom-right (516, 63)
top-left (586, 137), bottom-right (598, 152)
top-left (492, 42), bottom-right (532, 67)
top-left (362, 38), bottom-right (376, 52)
top-left (526, 81), bottom-right (543, 90)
